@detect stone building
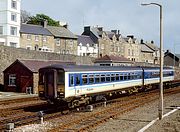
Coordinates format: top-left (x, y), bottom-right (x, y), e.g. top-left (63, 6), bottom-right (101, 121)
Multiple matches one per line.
top-left (122, 35), bottom-right (141, 62)
top-left (82, 26), bottom-right (141, 62)
top-left (77, 35), bottom-right (98, 57)
top-left (144, 41), bottom-right (160, 64)
top-left (20, 24), bottom-right (55, 52)
top-left (140, 43), bottom-right (154, 63)
top-left (46, 25), bottom-right (78, 55)
top-left (164, 50), bottom-right (179, 67)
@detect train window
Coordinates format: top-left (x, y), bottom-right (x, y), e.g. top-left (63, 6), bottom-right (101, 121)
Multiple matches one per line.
top-left (101, 74), bottom-right (106, 82)
top-left (138, 73), bottom-right (141, 79)
top-left (130, 73), bottom-right (133, 80)
top-left (111, 74), bottom-right (115, 82)
top-left (95, 74), bottom-right (100, 83)
top-left (120, 74), bottom-right (123, 80)
top-left (82, 74), bottom-right (88, 85)
top-left (128, 73), bottom-right (131, 80)
top-left (115, 74), bottom-right (119, 81)
top-left (89, 74), bottom-right (94, 84)
top-left (106, 74), bottom-right (111, 82)
top-left (57, 71), bottom-right (65, 84)
top-left (124, 74), bottom-right (127, 80)
top-left (70, 75), bottom-right (74, 86)
top-left (75, 74), bottom-right (81, 86)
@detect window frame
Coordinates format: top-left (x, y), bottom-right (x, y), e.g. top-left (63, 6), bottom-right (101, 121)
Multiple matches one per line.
top-left (11, 13), bottom-right (17, 22)
top-left (0, 26), bottom-right (3, 35)
top-left (11, 0), bottom-right (17, 9)
top-left (8, 74), bottom-right (16, 86)
top-left (10, 26), bottom-right (17, 35)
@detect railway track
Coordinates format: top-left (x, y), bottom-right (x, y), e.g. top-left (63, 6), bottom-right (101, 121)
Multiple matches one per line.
top-left (0, 86), bottom-right (179, 131)
top-left (49, 87), bottom-right (180, 132)
top-left (0, 96), bottom-right (40, 105)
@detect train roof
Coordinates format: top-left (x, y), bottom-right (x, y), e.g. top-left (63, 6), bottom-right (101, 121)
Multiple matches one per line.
top-left (39, 64), bottom-right (173, 72)
top-left (39, 64), bottom-right (142, 72)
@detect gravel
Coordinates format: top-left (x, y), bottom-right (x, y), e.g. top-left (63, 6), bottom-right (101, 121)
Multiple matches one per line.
top-left (13, 92), bottom-right (180, 132)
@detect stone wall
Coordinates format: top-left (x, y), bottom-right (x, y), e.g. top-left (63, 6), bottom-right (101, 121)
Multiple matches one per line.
top-left (0, 45), bottom-right (94, 84)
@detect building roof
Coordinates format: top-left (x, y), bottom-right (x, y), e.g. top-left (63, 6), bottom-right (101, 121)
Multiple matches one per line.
top-left (46, 26), bottom-right (77, 39)
top-left (141, 44), bottom-right (154, 53)
top-left (175, 54), bottom-right (180, 59)
top-left (3, 59), bottom-right (75, 73)
top-left (164, 51), bottom-right (179, 61)
top-left (105, 31), bottom-right (115, 39)
top-left (77, 35), bottom-right (95, 47)
top-left (91, 27), bottom-right (101, 38)
top-left (145, 43), bottom-right (159, 51)
top-left (94, 55), bottom-right (132, 63)
top-left (20, 24), bottom-right (53, 36)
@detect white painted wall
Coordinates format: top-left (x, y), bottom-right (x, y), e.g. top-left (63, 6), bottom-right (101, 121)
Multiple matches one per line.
top-left (0, 0), bottom-right (21, 47)
top-left (77, 43), bottom-right (98, 57)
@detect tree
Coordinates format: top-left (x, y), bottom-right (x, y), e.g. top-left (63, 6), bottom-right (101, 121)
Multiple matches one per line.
top-left (21, 10), bottom-right (31, 23)
top-left (27, 14), bottom-right (60, 27)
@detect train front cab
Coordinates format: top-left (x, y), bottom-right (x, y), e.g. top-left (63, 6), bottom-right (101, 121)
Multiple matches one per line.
top-left (38, 68), bottom-right (65, 101)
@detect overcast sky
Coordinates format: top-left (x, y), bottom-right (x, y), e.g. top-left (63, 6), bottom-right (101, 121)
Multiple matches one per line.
top-left (21, 0), bottom-right (180, 54)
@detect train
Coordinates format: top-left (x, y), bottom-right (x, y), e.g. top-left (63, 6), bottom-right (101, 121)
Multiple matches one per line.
top-left (38, 65), bottom-right (174, 107)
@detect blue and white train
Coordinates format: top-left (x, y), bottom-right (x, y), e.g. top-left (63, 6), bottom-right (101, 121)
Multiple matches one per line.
top-left (38, 65), bottom-right (174, 107)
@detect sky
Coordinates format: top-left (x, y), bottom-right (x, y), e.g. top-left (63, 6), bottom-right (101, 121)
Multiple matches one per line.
top-left (21, 0), bottom-right (180, 54)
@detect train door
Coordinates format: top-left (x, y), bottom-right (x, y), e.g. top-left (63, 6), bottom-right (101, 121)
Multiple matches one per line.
top-left (44, 70), bottom-right (57, 98)
top-left (74, 74), bottom-right (81, 95)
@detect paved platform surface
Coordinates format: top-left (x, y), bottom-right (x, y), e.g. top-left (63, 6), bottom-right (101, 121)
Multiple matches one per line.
top-left (93, 92), bottom-right (180, 132)
top-left (0, 91), bottom-right (38, 101)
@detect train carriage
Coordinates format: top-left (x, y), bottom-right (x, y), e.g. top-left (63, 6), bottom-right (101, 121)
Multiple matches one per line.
top-left (38, 65), bottom-right (174, 107)
top-left (143, 67), bottom-right (174, 85)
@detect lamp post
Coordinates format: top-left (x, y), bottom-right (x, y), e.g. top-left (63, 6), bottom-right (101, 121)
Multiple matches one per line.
top-left (141, 3), bottom-right (163, 120)
top-left (174, 44), bottom-right (176, 67)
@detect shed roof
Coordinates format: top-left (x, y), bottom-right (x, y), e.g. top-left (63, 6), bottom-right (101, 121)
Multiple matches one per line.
top-left (94, 55), bottom-right (132, 63)
top-left (20, 24), bottom-right (53, 36)
top-left (4, 59), bottom-right (75, 73)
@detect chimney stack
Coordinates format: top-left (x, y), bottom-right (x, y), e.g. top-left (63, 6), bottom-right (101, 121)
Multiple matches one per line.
top-left (43, 20), bottom-right (48, 28)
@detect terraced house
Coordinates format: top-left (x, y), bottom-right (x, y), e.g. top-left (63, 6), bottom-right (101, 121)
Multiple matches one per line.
top-left (19, 22), bottom-right (78, 55)
top-left (77, 35), bottom-right (98, 57)
top-left (46, 23), bottom-right (78, 55)
top-left (82, 26), bottom-right (141, 62)
top-left (20, 24), bottom-right (54, 52)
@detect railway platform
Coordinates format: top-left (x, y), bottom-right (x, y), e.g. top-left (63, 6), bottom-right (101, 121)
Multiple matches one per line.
top-left (93, 91), bottom-right (180, 132)
top-left (0, 91), bottom-right (38, 101)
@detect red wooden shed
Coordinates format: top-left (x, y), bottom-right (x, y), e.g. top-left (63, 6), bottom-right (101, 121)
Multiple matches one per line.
top-left (3, 59), bottom-right (75, 94)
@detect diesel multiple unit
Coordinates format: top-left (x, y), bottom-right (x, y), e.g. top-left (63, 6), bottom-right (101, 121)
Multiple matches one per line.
top-left (38, 65), bottom-right (174, 107)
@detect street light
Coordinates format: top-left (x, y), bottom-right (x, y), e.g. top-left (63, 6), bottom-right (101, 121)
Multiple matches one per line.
top-left (141, 3), bottom-right (164, 120)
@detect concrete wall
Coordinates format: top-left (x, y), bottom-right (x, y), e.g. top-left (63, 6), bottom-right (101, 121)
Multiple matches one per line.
top-left (0, 45), bottom-right (94, 84)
